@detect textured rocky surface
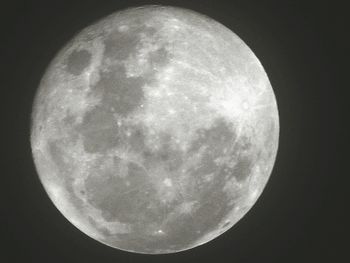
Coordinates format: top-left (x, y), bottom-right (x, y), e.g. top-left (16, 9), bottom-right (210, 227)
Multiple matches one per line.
top-left (31, 6), bottom-right (279, 254)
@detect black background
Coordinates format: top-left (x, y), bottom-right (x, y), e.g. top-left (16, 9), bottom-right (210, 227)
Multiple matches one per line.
top-left (2, 0), bottom-right (347, 262)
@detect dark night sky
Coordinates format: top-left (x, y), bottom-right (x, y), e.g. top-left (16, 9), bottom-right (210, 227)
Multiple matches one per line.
top-left (2, 0), bottom-right (347, 262)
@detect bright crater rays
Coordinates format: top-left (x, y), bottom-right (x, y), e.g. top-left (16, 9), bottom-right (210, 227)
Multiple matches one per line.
top-left (31, 6), bottom-right (279, 254)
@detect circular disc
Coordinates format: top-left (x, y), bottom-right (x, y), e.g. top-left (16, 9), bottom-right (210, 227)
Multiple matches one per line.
top-left (31, 5), bottom-right (279, 254)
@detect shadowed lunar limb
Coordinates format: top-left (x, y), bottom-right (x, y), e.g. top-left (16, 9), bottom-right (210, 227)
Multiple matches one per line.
top-left (31, 5), bottom-right (279, 254)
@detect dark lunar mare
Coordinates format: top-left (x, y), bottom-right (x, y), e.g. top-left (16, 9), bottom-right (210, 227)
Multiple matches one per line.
top-left (76, 24), bottom-right (172, 154)
top-left (66, 49), bottom-right (92, 75)
top-left (77, 105), bottom-right (120, 153)
top-left (92, 118), bottom-right (255, 253)
top-left (84, 158), bottom-right (154, 223)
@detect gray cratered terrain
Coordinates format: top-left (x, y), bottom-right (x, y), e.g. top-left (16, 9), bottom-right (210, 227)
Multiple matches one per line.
top-left (31, 5), bottom-right (279, 254)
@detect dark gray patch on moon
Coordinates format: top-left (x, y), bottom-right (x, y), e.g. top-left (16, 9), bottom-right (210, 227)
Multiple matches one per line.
top-left (62, 111), bottom-right (77, 126)
top-left (85, 158), bottom-right (152, 223)
top-left (124, 125), bottom-right (146, 153)
top-left (93, 65), bottom-right (146, 117)
top-left (99, 119), bottom-right (241, 251)
top-left (191, 189), bottom-right (234, 233)
top-left (103, 25), bottom-right (157, 61)
top-left (104, 29), bottom-right (141, 60)
top-left (190, 118), bottom-right (236, 155)
top-left (144, 132), bottom-right (184, 172)
top-left (148, 47), bottom-right (171, 71)
top-left (77, 106), bottom-right (120, 153)
top-left (104, 183), bottom-right (235, 254)
top-left (188, 118), bottom-right (236, 181)
top-left (190, 152), bottom-right (218, 179)
top-left (87, 23), bottom-right (172, 122)
top-left (66, 49), bottom-right (91, 75)
top-left (77, 102), bottom-right (148, 154)
top-left (230, 156), bottom-right (254, 182)
top-left (48, 140), bottom-right (67, 169)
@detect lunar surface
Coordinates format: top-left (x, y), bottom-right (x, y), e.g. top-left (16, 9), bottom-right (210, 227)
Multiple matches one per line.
top-left (31, 6), bottom-right (279, 254)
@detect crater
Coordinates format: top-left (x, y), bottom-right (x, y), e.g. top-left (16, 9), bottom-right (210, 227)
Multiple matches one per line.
top-left (66, 49), bottom-right (91, 75)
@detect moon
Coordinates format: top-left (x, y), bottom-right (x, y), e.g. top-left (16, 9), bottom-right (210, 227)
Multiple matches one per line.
top-left (31, 6), bottom-right (279, 254)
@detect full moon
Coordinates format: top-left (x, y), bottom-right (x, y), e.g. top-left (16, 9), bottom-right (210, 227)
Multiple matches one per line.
top-left (31, 6), bottom-right (279, 254)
